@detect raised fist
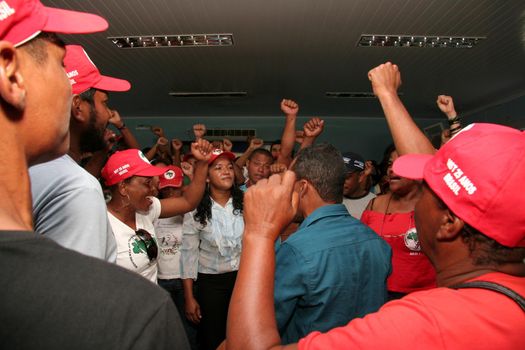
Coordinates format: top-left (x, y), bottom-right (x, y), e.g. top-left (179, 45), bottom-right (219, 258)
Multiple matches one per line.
top-left (280, 99), bottom-right (299, 116)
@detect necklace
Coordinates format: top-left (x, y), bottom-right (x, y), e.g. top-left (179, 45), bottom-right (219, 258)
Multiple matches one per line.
top-left (379, 193), bottom-right (414, 238)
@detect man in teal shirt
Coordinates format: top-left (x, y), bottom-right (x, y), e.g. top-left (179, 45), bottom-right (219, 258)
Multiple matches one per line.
top-left (274, 144), bottom-right (392, 344)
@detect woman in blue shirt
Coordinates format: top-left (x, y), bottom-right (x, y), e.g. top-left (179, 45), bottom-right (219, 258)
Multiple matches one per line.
top-left (181, 149), bottom-right (244, 350)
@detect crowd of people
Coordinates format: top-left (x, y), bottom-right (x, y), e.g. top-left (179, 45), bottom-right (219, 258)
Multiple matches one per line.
top-left (1, 1), bottom-right (524, 349)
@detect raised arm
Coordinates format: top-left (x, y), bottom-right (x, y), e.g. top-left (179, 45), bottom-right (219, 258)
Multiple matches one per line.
top-left (368, 62), bottom-right (435, 155)
top-left (226, 172), bottom-right (299, 350)
top-left (299, 117), bottom-right (324, 150)
top-left (109, 110), bottom-right (140, 149)
top-left (436, 95), bottom-right (462, 145)
top-left (159, 139), bottom-right (212, 217)
top-left (235, 137), bottom-right (264, 168)
top-left (276, 99), bottom-right (299, 166)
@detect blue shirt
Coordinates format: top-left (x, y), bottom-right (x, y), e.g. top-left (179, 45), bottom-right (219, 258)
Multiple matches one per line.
top-left (274, 204), bottom-right (392, 344)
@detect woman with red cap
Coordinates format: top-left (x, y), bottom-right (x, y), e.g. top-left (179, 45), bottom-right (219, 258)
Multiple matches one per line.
top-left (101, 140), bottom-right (212, 283)
top-left (180, 148), bottom-right (244, 350)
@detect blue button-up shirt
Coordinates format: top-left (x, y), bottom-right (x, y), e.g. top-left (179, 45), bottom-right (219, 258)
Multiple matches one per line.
top-left (274, 204), bottom-right (392, 344)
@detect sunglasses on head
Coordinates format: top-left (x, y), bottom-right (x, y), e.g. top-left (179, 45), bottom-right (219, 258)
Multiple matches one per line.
top-left (135, 228), bottom-right (158, 262)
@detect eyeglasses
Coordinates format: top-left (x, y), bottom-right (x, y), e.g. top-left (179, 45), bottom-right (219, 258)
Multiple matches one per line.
top-left (135, 228), bottom-right (158, 262)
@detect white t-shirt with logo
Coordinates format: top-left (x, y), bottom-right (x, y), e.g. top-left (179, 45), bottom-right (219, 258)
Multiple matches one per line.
top-left (154, 215), bottom-right (183, 280)
top-left (108, 196), bottom-right (161, 283)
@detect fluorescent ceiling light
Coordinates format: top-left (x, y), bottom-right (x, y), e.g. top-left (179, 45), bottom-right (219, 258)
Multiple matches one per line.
top-left (108, 34), bottom-right (233, 48)
top-left (357, 34), bottom-right (485, 48)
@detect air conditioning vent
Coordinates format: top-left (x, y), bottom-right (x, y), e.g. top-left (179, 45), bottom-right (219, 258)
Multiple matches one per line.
top-left (357, 34), bottom-right (485, 48)
top-left (109, 33), bottom-right (234, 49)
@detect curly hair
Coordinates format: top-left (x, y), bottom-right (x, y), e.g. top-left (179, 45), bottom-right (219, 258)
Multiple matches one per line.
top-left (194, 184), bottom-right (244, 227)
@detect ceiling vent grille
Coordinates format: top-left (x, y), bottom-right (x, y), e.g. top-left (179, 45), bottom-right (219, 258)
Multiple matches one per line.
top-left (169, 91), bottom-right (247, 98)
top-left (109, 34), bottom-right (233, 49)
top-left (357, 34), bottom-right (485, 48)
top-left (202, 128), bottom-right (255, 141)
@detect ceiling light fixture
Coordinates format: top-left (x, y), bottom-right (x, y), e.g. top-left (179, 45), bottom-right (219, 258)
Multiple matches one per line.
top-left (357, 34), bottom-right (485, 48)
top-left (108, 33), bottom-right (234, 49)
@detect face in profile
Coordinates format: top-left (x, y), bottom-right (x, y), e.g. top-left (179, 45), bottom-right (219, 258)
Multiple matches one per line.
top-left (124, 176), bottom-right (157, 213)
top-left (80, 90), bottom-right (112, 153)
top-left (19, 38), bottom-right (72, 165)
top-left (208, 156), bottom-right (234, 191)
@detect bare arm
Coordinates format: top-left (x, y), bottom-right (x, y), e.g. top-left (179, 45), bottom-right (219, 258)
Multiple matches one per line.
top-left (160, 139), bottom-right (212, 217)
top-left (276, 99), bottom-right (299, 166)
top-left (226, 172), bottom-right (299, 350)
top-left (235, 138), bottom-right (264, 168)
top-left (437, 95), bottom-right (462, 146)
top-left (300, 117), bottom-right (324, 150)
top-left (171, 138), bottom-right (183, 167)
top-left (368, 62), bottom-right (435, 155)
top-left (109, 110), bottom-right (140, 149)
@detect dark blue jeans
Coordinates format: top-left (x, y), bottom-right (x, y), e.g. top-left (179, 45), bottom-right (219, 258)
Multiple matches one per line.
top-left (158, 278), bottom-right (199, 350)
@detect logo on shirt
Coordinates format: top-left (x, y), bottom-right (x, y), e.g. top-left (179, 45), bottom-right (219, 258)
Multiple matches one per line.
top-left (404, 227), bottom-right (421, 253)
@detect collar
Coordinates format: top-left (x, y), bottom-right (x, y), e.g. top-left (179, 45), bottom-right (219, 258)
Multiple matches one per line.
top-left (299, 204), bottom-right (349, 229)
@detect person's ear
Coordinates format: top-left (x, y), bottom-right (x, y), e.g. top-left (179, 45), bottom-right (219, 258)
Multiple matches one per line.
top-left (118, 181), bottom-right (128, 197)
top-left (298, 179), bottom-right (309, 198)
top-left (0, 41), bottom-right (26, 112)
top-left (71, 94), bottom-right (84, 121)
top-left (436, 209), bottom-right (464, 241)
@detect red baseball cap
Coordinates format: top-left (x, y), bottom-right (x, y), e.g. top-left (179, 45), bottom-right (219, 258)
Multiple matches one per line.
top-left (208, 149), bottom-right (235, 165)
top-left (0, 0), bottom-right (108, 47)
top-left (393, 123), bottom-right (525, 248)
top-left (159, 165), bottom-right (184, 189)
top-left (101, 149), bottom-right (167, 186)
top-left (65, 45), bottom-right (131, 95)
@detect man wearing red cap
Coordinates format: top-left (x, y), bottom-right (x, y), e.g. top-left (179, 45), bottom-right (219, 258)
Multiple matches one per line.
top-left (29, 44), bottom-right (131, 261)
top-left (223, 63), bottom-right (525, 349)
top-left (0, 1), bottom-right (189, 348)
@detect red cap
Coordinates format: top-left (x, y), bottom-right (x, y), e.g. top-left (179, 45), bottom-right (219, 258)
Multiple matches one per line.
top-left (65, 45), bottom-right (131, 95)
top-left (393, 123), bottom-right (525, 248)
top-left (0, 0), bottom-right (108, 47)
top-left (208, 149), bottom-right (235, 165)
top-left (159, 165), bottom-right (184, 189)
top-left (101, 149), bottom-right (167, 186)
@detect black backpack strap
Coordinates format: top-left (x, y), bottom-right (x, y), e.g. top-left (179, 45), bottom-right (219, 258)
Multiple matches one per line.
top-left (451, 281), bottom-right (525, 311)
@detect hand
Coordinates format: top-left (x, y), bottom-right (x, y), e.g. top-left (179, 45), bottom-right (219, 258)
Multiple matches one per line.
top-left (441, 128), bottom-right (452, 145)
top-left (104, 129), bottom-right (117, 151)
top-left (303, 117), bottom-right (324, 138)
top-left (280, 99), bottom-right (299, 116)
top-left (270, 163), bottom-right (287, 174)
top-left (108, 110), bottom-right (124, 128)
top-left (368, 62), bottom-right (402, 97)
top-left (171, 138), bottom-right (183, 151)
top-left (191, 138), bottom-right (213, 162)
top-left (192, 124), bottom-right (206, 139)
top-left (181, 161), bottom-right (194, 178)
top-left (295, 130), bottom-right (305, 144)
top-left (223, 138), bottom-right (233, 152)
top-left (151, 126), bottom-right (165, 138)
top-left (184, 297), bottom-right (202, 324)
top-left (249, 137), bottom-right (264, 150)
top-left (436, 95), bottom-right (457, 119)
top-left (244, 171), bottom-right (299, 240)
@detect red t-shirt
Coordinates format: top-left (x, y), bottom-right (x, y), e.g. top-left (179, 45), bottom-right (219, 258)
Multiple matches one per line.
top-left (361, 210), bottom-right (436, 292)
top-left (299, 272), bottom-right (525, 350)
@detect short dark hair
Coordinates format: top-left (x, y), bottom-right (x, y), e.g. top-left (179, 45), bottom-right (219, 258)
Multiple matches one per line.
top-left (19, 32), bottom-right (66, 65)
top-left (292, 143), bottom-right (345, 203)
top-left (248, 148), bottom-right (273, 161)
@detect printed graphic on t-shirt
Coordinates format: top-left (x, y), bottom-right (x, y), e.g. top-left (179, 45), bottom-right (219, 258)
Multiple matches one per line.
top-left (159, 233), bottom-right (181, 256)
top-left (127, 236), bottom-right (156, 268)
top-left (404, 227), bottom-right (421, 254)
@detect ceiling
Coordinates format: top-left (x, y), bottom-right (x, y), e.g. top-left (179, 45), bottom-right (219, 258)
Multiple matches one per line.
top-left (44, 0), bottom-right (525, 120)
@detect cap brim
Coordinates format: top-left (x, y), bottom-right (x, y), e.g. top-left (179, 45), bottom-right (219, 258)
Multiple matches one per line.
top-left (94, 75), bottom-right (131, 92)
top-left (134, 165), bottom-right (168, 177)
top-left (393, 154), bottom-right (433, 180)
top-left (159, 179), bottom-right (183, 189)
top-left (43, 7), bottom-right (108, 34)
top-left (209, 151), bottom-right (236, 164)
